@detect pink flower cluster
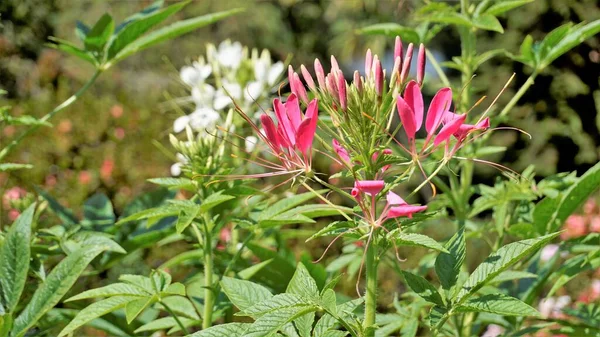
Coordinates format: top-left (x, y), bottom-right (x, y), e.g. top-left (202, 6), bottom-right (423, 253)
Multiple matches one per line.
top-left (2, 186), bottom-right (28, 221)
top-left (561, 198), bottom-right (600, 239)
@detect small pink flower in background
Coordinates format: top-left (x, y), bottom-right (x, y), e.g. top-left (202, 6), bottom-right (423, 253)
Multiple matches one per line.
top-left (540, 244), bottom-right (559, 262)
top-left (578, 280), bottom-right (600, 303)
top-left (561, 215), bottom-right (587, 239)
top-left (57, 119), bottom-right (72, 133)
top-left (332, 139), bottom-right (351, 164)
top-left (8, 209), bottom-right (20, 221)
top-left (3, 125), bottom-right (16, 137)
top-left (482, 324), bottom-right (504, 337)
top-left (45, 174), bottom-right (57, 187)
top-left (111, 105), bottom-right (124, 118)
top-left (78, 171), bottom-right (92, 185)
top-left (583, 198), bottom-right (597, 214)
top-left (3, 186), bottom-right (27, 207)
top-left (539, 296), bottom-right (571, 319)
top-left (590, 216), bottom-right (600, 232)
top-left (101, 159), bottom-right (114, 182)
top-left (114, 127), bottom-right (125, 140)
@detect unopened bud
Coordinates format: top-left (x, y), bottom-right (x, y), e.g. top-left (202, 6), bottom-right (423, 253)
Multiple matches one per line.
top-left (417, 43), bottom-right (426, 85)
top-left (301, 64), bottom-right (316, 91)
top-left (331, 55), bottom-right (340, 71)
top-left (400, 43), bottom-right (414, 84)
top-left (394, 36), bottom-right (403, 64)
top-left (337, 70), bottom-right (347, 111)
top-left (365, 49), bottom-right (373, 78)
top-left (288, 65), bottom-right (296, 94)
top-left (293, 73), bottom-right (308, 103)
top-left (353, 70), bottom-right (362, 93)
top-left (314, 59), bottom-right (326, 89)
top-left (326, 74), bottom-right (338, 97)
top-left (374, 59), bottom-right (383, 96)
top-left (390, 56), bottom-right (401, 85)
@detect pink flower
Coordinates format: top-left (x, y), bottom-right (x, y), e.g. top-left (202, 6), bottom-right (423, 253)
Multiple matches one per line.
top-left (561, 215), bottom-right (587, 239)
top-left (590, 216), bottom-right (600, 232)
top-left (332, 139), bottom-right (351, 164)
top-left (354, 180), bottom-right (385, 196)
top-left (384, 191), bottom-right (427, 219)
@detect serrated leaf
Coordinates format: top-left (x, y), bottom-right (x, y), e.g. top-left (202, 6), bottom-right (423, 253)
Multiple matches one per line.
top-left (356, 23), bottom-right (420, 43)
top-left (221, 276), bottom-right (273, 313)
top-left (57, 296), bottom-right (137, 336)
top-left (278, 204), bottom-right (353, 220)
top-left (306, 221), bottom-right (354, 242)
top-left (542, 20), bottom-right (600, 68)
top-left (533, 196), bottom-right (561, 234)
top-left (456, 232), bottom-right (560, 302)
top-left (287, 263), bottom-right (320, 301)
top-left (259, 190), bottom-right (327, 221)
top-left (11, 245), bottom-right (112, 336)
top-left (238, 293), bottom-right (306, 318)
top-left (490, 270), bottom-right (537, 284)
top-left (187, 322), bottom-right (250, 337)
top-left (456, 293), bottom-right (539, 316)
top-left (176, 207), bottom-right (199, 234)
top-left (134, 316), bottom-right (195, 333)
top-left (84, 13), bottom-right (114, 53)
top-left (106, 1), bottom-right (189, 60)
top-left (0, 204), bottom-right (35, 313)
top-left (125, 296), bottom-right (155, 323)
top-left (243, 305), bottom-right (319, 337)
top-left (66, 283), bottom-right (150, 302)
top-left (160, 295), bottom-right (199, 320)
top-left (110, 8), bottom-right (243, 65)
top-left (435, 227), bottom-right (465, 291)
top-left (147, 177), bottom-right (195, 190)
top-left (394, 232), bottom-right (448, 253)
top-left (401, 271), bottom-right (444, 306)
top-left (485, 0), bottom-right (533, 16)
top-left (199, 192), bottom-right (235, 212)
top-left (313, 298), bottom-right (363, 336)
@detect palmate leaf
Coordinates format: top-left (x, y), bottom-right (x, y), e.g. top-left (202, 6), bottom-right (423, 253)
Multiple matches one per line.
top-left (57, 296), bottom-right (138, 337)
top-left (456, 232), bottom-right (560, 302)
top-left (0, 204), bottom-right (35, 313)
top-left (11, 244), bottom-right (118, 337)
top-left (187, 323), bottom-right (251, 337)
top-left (456, 293), bottom-right (539, 317)
top-left (109, 8), bottom-right (243, 65)
top-left (287, 264), bottom-right (319, 337)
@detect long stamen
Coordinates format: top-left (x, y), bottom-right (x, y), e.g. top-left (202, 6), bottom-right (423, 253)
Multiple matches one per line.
top-left (477, 73), bottom-right (515, 123)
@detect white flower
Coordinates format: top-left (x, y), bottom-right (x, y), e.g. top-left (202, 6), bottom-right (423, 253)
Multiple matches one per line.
top-left (188, 107), bottom-right (220, 132)
top-left (215, 40), bottom-right (243, 69)
top-left (171, 163), bottom-right (183, 176)
top-left (245, 136), bottom-right (258, 152)
top-left (540, 244), bottom-right (559, 262)
top-left (244, 81), bottom-right (263, 102)
top-left (173, 115), bottom-right (190, 133)
top-left (254, 60), bottom-right (284, 87)
top-left (481, 324), bottom-right (504, 337)
top-left (180, 62), bottom-right (212, 86)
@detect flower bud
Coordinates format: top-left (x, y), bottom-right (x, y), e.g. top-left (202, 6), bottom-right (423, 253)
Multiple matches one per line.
top-left (293, 73), bottom-right (309, 103)
top-left (337, 70), bottom-right (347, 111)
top-left (374, 58), bottom-right (383, 96)
top-left (353, 70), bottom-right (362, 93)
top-left (400, 43), bottom-right (414, 84)
top-left (417, 44), bottom-right (426, 85)
top-left (314, 59), bottom-right (326, 89)
top-left (326, 73), bottom-right (338, 97)
top-left (288, 65), bottom-right (296, 94)
top-left (394, 36), bottom-right (403, 64)
top-left (390, 56), bottom-right (401, 85)
top-left (365, 49), bottom-right (373, 78)
top-left (331, 55), bottom-right (340, 71)
top-left (301, 64), bottom-right (316, 91)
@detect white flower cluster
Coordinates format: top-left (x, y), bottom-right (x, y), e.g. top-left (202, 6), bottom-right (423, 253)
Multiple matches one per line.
top-left (171, 40), bottom-right (284, 176)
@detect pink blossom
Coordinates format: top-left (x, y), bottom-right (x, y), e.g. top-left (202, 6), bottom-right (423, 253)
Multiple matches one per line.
top-left (561, 215), bottom-right (587, 239)
top-left (354, 180), bottom-right (385, 196)
top-left (384, 191), bottom-right (427, 219)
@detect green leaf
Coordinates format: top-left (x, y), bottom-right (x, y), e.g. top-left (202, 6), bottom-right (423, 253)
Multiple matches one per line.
top-left (11, 245), bottom-right (113, 336)
top-left (221, 277), bottom-right (273, 312)
top-left (554, 161), bottom-right (600, 229)
top-left (65, 283), bottom-right (150, 302)
top-left (394, 232), bottom-right (449, 253)
top-left (259, 190), bottom-right (327, 221)
top-left (243, 305), bottom-right (319, 337)
top-left (147, 177), bottom-right (195, 190)
top-left (37, 188), bottom-right (78, 226)
top-left (47, 37), bottom-right (96, 64)
top-left (83, 193), bottom-right (115, 226)
top-left (0, 204), bottom-right (35, 313)
top-left (259, 214), bottom-right (315, 228)
top-left (75, 21), bottom-right (90, 41)
top-left (306, 221), bottom-right (354, 242)
top-left (533, 196), bottom-right (561, 234)
top-left (0, 163), bottom-right (33, 172)
top-left (278, 204), bottom-right (353, 220)
top-left (456, 232), bottom-right (560, 302)
top-left (125, 296), bottom-right (155, 323)
top-left (187, 323), bottom-right (250, 337)
top-left (162, 282), bottom-right (186, 296)
top-left (356, 23), bottom-right (420, 43)
top-left (106, 1), bottom-right (188, 61)
top-left (84, 13), bottom-right (115, 53)
top-left (435, 227), bottom-right (466, 291)
top-left (472, 14), bottom-right (504, 33)
top-left (57, 296), bottom-right (137, 336)
top-left (485, 0), bottom-right (534, 16)
top-left (176, 207), bottom-right (199, 234)
top-left (456, 293), bottom-right (540, 316)
top-left (199, 192), bottom-right (235, 212)
top-left (313, 298), bottom-right (363, 336)
top-left (134, 316), bottom-right (196, 334)
top-left (490, 270), bottom-right (537, 284)
top-left (160, 295), bottom-right (199, 320)
top-left (401, 271), bottom-right (444, 306)
top-left (238, 293), bottom-right (307, 318)
top-left (542, 20), bottom-right (600, 68)
top-left (287, 263), bottom-right (320, 301)
top-left (110, 8), bottom-right (243, 65)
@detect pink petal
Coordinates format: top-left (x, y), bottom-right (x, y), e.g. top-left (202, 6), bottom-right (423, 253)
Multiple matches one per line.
top-left (314, 59), bottom-right (326, 89)
top-left (400, 43), bottom-right (413, 84)
top-left (394, 36), bottom-right (403, 63)
top-left (386, 191), bottom-right (407, 206)
top-left (260, 114), bottom-right (280, 150)
top-left (288, 65), bottom-right (295, 93)
top-left (301, 64), bottom-right (316, 90)
top-left (434, 113), bottom-right (466, 146)
top-left (425, 87), bottom-right (453, 135)
top-left (295, 100), bottom-right (319, 154)
top-left (417, 44), bottom-right (426, 85)
top-left (293, 73), bottom-right (309, 103)
top-left (387, 205), bottom-right (427, 219)
top-left (332, 139), bottom-right (350, 163)
top-left (404, 81), bottom-right (424, 131)
top-left (365, 49), bottom-right (373, 78)
top-left (397, 95), bottom-right (417, 140)
top-left (355, 180), bottom-right (385, 196)
top-left (305, 98), bottom-right (318, 120)
top-left (337, 71), bottom-right (347, 111)
top-left (274, 98), bottom-right (296, 145)
top-left (284, 94), bottom-right (302, 131)
top-left (476, 117), bottom-right (490, 130)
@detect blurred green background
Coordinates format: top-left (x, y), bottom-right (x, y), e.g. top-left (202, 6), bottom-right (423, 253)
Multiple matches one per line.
top-left (1, 0), bottom-right (599, 217)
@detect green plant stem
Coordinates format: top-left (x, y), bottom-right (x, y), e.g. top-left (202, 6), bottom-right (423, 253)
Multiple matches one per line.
top-left (363, 240), bottom-right (378, 337)
top-left (202, 218), bottom-right (215, 330)
top-left (498, 72), bottom-right (538, 118)
top-left (0, 69), bottom-right (102, 162)
top-left (426, 49), bottom-right (451, 88)
top-left (161, 301), bottom-right (190, 335)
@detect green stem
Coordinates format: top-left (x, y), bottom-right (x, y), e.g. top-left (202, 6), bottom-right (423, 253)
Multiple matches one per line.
top-left (363, 240), bottom-right (378, 336)
top-left (0, 69), bottom-right (102, 161)
top-left (161, 301), bottom-right (190, 335)
top-left (426, 49), bottom-right (451, 87)
top-left (498, 72), bottom-right (537, 118)
top-left (202, 221), bottom-right (215, 330)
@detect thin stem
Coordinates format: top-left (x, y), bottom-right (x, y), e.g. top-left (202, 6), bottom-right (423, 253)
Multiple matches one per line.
top-left (363, 238), bottom-right (378, 337)
top-left (301, 181), bottom-right (352, 221)
top-left (426, 49), bottom-right (451, 88)
top-left (161, 301), bottom-right (190, 335)
top-left (498, 72), bottom-right (537, 118)
top-left (0, 69), bottom-right (102, 161)
top-left (201, 216), bottom-right (215, 330)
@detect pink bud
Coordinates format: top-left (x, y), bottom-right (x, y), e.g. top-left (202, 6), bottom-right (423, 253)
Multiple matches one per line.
top-left (353, 70), bottom-right (362, 93)
top-left (288, 65), bottom-right (296, 94)
top-left (400, 43), bottom-right (414, 84)
top-left (365, 49), bottom-right (373, 78)
top-left (314, 59), bottom-right (326, 89)
top-left (417, 44), bottom-right (426, 85)
top-left (326, 74), bottom-right (338, 97)
top-left (301, 64), bottom-right (316, 91)
top-left (337, 70), bottom-right (347, 111)
top-left (331, 55), bottom-right (340, 71)
top-left (394, 36), bottom-right (403, 64)
top-left (351, 187), bottom-right (360, 199)
top-left (293, 73), bottom-right (309, 103)
top-left (391, 56), bottom-right (401, 84)
top-left (374, 58), bottom-right (383, 96)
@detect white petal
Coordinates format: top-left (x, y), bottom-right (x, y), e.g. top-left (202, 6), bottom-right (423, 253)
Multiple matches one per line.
top-left (170, 163), bottom-right (182, 176)
top-left (214, 93), bottom-right (232, 110)
top-left (180, 66), bottom-right (200, 86)
top-left (254, 60), bottom-right (268, 82)
top-left (176, 153), bottom-right (188, 163)
top-left (268, 62), bottom-right (285, 86)
top-left (245, 136), bottom-right (258, 152)
top-left (173, 115), bottom-right (190, 133)
top-left (197, 64), bottom-right (212, 79)
top-left (222, 81), bottom-right (242, 99)
top-left (244, 81), bottom-right (263, 101)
